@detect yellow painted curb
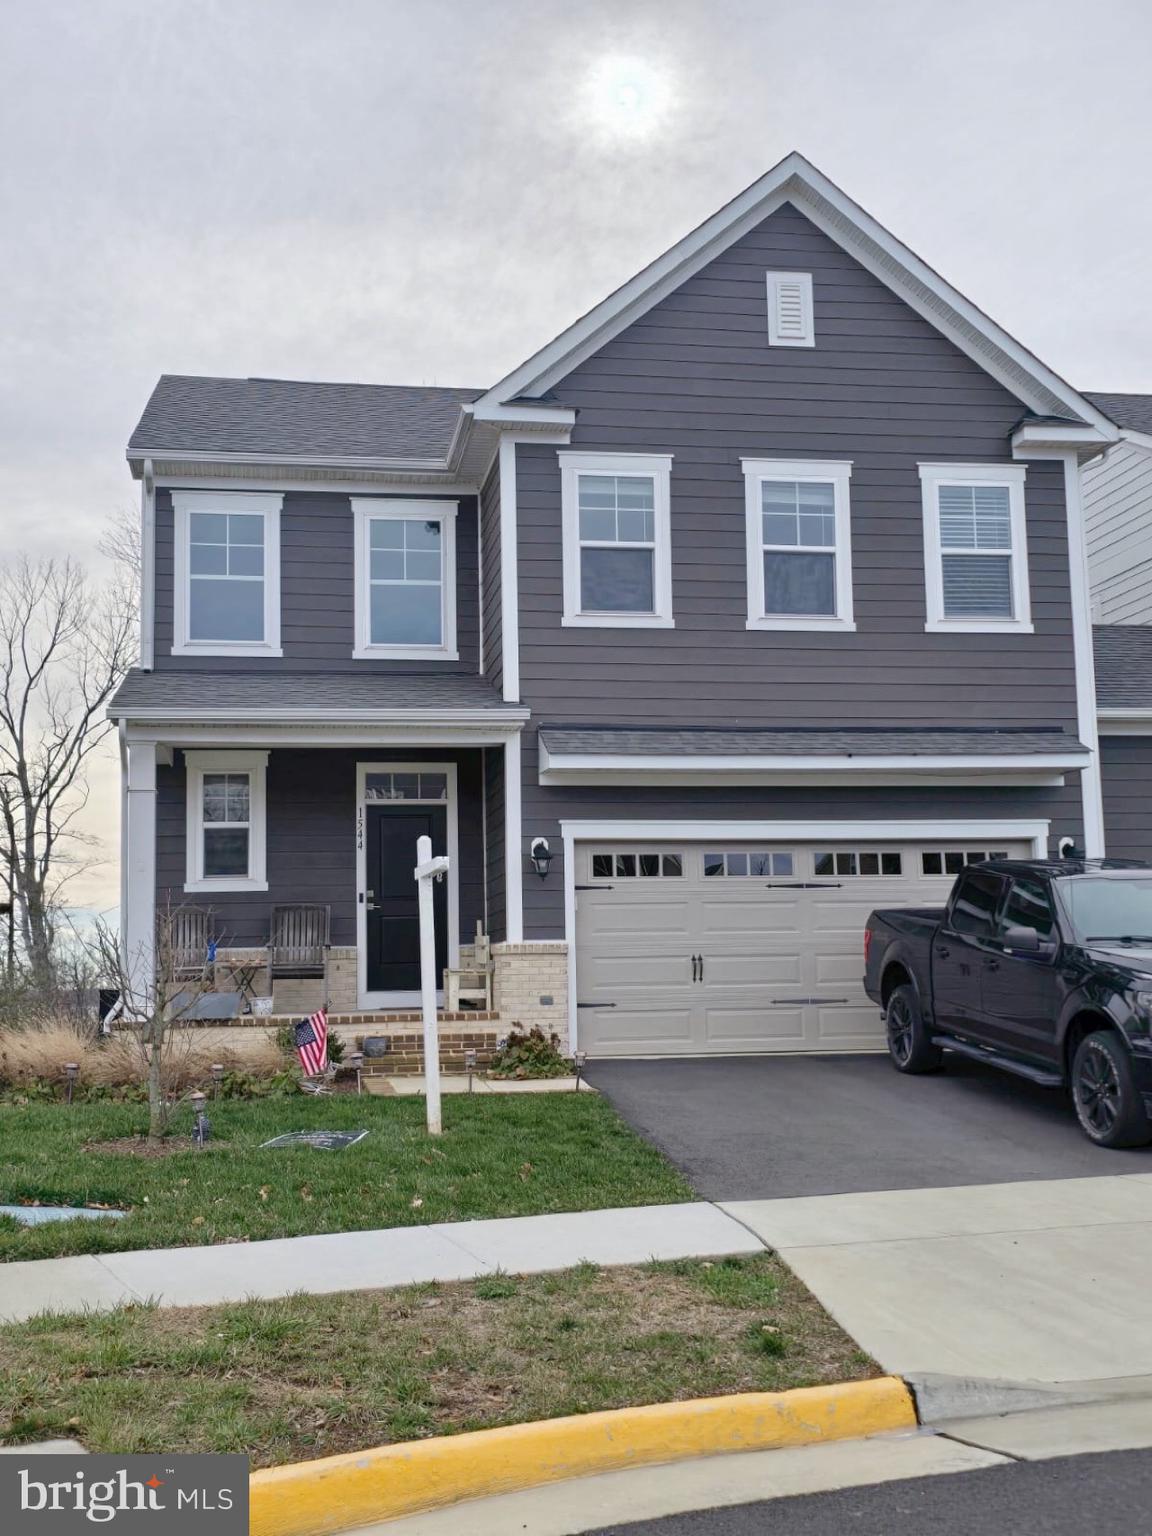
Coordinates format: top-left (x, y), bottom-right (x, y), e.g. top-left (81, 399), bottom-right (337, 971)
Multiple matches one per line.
top-left (249, 1376), bottom-right (915, 1536)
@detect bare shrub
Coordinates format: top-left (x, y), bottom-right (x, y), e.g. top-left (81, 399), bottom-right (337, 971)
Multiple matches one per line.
top-left (0, 1017), bottom-right (285, 1092)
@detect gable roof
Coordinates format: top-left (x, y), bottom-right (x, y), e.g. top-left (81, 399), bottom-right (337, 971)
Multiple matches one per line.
top-left (473, 151), bottom-right (1116, 441)
top-left (1085, 392), bottom-right (1152, 436)
top-left (129, 375), bottom-right (482, 465)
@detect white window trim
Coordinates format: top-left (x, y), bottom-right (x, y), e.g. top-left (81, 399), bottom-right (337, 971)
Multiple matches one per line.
top-left (765, 271), bottom-right (815, 348)
top-left (171, 491), bottom-right (283, 658)
top-left (919, 463), bottom-right (1032, 634)
top-left (559, 452), bottom-right (674, 629)
top-left (742, 459), bottom-right (855, 632)
top-left (184, 750), bottom-right (269, 893)
top-left (352, 498), bottom-right (458, 660)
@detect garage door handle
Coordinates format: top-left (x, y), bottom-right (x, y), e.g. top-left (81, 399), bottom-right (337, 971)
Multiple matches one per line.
top-left (691, 953), bottom-right (700, 982)
top-left (698, 955), bottom-right (704, 982)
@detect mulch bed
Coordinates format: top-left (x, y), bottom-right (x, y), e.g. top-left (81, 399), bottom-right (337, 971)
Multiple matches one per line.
top-left (83, 1136), bottom-right (209, 1159)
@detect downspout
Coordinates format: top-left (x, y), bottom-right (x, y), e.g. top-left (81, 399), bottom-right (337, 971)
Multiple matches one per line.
top-left (139, 457), bottom-right (155, 670)
top-left (1062, 450), bottom-right (1106, 856)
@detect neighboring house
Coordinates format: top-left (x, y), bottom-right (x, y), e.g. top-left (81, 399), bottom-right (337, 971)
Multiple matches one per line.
top-left (1084, 393), bottom-right (1152, 861)
top-left (109, 151), bottom-right (1121, 1060)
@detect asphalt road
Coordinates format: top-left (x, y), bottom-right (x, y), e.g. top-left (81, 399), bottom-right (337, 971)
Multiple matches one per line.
top-left (588, 1054), bottom-right (1152, 1198)
top-left (584, 1448), bottom-right (1152, 1536)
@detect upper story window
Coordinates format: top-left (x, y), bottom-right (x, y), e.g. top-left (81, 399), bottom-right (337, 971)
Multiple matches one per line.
top-left (184, 750), bottom-right (268, 893)
top-left (171, 492), bottom-right (282, 657)
top-left (919, 464), bottom-right (1032, 634)
top-left (559, 452), bottom-right (674, 628)
top-left (742, 459), bottom-right (855, 632)
top-left (352, 498), bottom-right (458, 660)
top-left (765, 272), bottom-right (814, 347)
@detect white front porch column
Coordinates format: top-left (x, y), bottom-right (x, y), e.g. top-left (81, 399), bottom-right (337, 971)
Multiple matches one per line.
top-left (504, 733), bottom-right (523, 942)
top-left (123, 740), bottom-right (160, 1009)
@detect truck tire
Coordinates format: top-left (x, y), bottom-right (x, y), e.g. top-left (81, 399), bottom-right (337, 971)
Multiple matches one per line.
top-left (885, 984), bottom-right (943, 1074)
top-left (1071, 1031), bottom-right (1152, 1149)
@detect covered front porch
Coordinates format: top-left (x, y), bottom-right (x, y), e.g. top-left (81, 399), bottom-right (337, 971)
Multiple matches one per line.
top-left (113, 672), bottom-right (554, 1031)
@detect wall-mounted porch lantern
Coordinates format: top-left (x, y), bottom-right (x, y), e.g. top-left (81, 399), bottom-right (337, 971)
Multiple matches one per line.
top-left (530, 837), bottom-right (554, 879)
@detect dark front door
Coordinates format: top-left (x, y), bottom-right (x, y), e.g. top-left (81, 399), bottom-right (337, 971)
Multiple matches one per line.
top-left (365, 806), bottom-right (448, 993)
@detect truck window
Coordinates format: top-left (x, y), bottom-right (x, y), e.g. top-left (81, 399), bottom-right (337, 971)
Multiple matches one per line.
top-left (999, 877), bottom-right (1056, 941)
top-left (948, 869), bottom-right (1005, 937)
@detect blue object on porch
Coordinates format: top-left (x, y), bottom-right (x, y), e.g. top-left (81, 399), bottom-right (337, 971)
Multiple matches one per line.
top-left (207, 938), bottom-right (218, 962)
top-left (171, 990), bottom-right (243, 1020)
top-left (0, 1204), bottom-right (126, 1226)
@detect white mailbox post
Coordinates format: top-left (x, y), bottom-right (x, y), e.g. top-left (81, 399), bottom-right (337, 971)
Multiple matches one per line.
top-left (414, 834), bottom-right (450, 1135)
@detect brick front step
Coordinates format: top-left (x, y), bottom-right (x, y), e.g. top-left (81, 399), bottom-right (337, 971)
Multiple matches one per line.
top-left (175, 1011), bottom-right (503, 1029)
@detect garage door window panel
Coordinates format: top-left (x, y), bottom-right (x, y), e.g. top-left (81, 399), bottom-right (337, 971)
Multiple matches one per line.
top-left (814, 851), bottom-right (903, 876)
top-left (923, 849), bottom-right (1010, 876)
top-left (591, 851), bottom-right (682, 879)
top-left (704, 851), bottom-right (794, 877)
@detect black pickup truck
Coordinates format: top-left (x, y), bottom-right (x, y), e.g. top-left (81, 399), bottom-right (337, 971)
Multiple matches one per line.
top-left (864, 859), bottom-right (1152, 1147)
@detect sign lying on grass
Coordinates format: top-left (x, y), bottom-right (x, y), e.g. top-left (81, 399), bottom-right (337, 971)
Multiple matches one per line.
top-left (259, 1130), bottom-right (369, 1151)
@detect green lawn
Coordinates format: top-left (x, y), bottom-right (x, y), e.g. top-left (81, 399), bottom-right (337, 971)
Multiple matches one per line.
top-left (0, 1256), bottom-right (876, 1465)
top-left (0, 1095), bottom-right (692, 1262)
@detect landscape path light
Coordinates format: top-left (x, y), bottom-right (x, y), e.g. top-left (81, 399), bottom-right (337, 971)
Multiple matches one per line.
top-left (64, 1062), bottom-right (79, 1106)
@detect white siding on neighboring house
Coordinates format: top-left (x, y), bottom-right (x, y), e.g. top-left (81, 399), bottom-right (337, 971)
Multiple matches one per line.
top-left (1085, 440), bottom-right (1152, 623)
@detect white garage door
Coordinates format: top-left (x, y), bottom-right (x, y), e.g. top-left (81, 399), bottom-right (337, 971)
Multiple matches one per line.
top-left (575, 839), bottom-right (1032, 1057)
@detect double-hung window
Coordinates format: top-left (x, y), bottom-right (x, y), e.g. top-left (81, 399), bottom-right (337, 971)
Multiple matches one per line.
top-left (742, 459), bottom-right (855, 631)
top-left (172, 492), bottom-right (282, 656)
top-left (352, 498), bottom-right (458, 659)
top-left (919, 464), bottom-right (1031, 632)
top-left (184, 751), bottom-right (268, 892)
top-left (559, 453), bottom-right (674, 627)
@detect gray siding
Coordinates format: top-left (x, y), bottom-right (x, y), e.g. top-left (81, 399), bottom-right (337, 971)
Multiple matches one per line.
top-left (154, 490), bottom-right (480, 673)
top-left (483, 745), bottom-right (506, 943)
top-left (1084, 441), bottom-right (1152, 623)
top-left (515, 204), bottom-right (1077, 730)
top-left (157, 748), bottom-right (485, 949)
top-left (1101, 736), bottom-right (1152, 861)
top-left (513, 201), bottom-right (1084, 938)
top-left (479, 455), bottom-right (503, 686)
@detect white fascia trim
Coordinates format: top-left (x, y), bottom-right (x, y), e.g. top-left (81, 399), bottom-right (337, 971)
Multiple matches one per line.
top-left (469, 402), bottom-right (577, 428)
top-left (132, 447), bottom-right (455, 471)
top-left (560, 817), bottom-right (1051, 849)
top-left (114, 706), bottom-right (529, 725)
top-left (918, 463), bottom-right (1032, 634)
top-left (1059, 451), bottom-right (1105, 855)
top-left (154, 473), bottom-right (481, 494)
top-left (183, 748), bottom-right (269, 893)
top-left (1012, 422), bottom-right (1115, 456)
top-left (171, 490), bottom-right (284, 658)
top-left (351, 497), bottom-right (459, 661)
top-left (540, 750), bottom-right (1084, 788)
top-left (473, 152), bottom-right (1115, 433)
top-left (498, 437), bottom-right (522, 702)
top-left (1098, 711), bottom-right (1152, 736)
top-left (126, 723), bottom-right (523, 749)
top-left (559, 451), bottom-right (675, 629)
top-left (742, 458), bottom-right (854, 631)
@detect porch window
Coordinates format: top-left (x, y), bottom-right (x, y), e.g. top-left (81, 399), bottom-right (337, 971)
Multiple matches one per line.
top-left (559, 453), bottom-right (674, 628)
top-left (353, 498), bottom-right (458, 659)
top-left (184, 751), bottom-right (268, 892)
top-left (171, 492), bottom-right (282, 657)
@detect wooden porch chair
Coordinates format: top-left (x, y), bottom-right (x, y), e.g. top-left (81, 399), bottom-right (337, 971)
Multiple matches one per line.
top-left (165, 906), bottom-right (215, 982)
top-left (268, 904), bottom-right (331, 979)
top-left (444, 921), bottom-right (494, 1011)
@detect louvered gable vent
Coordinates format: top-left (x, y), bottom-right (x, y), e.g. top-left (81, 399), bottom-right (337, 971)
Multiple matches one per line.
top-left (766, 271), bottom-right (815, 348)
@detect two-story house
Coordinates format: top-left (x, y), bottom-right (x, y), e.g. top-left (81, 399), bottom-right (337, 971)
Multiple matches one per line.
top-left (109, 152), bottom-right (1119, 1061)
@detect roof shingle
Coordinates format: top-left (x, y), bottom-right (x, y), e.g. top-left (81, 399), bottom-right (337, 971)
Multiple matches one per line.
top-left (128, 375), bottom-right (483, 462)
top-left (109, 669), bottom-right (524, 719)
top-left (1083, 392), bottom-right (1152, 435)
top-left (539, 726), bottom-right (1087, 758)
top-left (1094, 625), bottom-right (1152, 709)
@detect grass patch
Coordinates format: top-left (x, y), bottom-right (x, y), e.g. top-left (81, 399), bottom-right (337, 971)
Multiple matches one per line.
top-left (0, 1096), bottom-right (691, 1261)
top-left (0, 1256), bottom-right (877, 1466)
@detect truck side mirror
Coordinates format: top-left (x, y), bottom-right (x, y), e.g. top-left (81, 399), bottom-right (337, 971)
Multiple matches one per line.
top-left (1003, 924), bottom-right (1041, 953)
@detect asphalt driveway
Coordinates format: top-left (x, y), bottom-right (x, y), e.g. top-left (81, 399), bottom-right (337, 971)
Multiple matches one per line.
top-left (589, 1055), bottom-right (1152, 1384)
top-left (587, 1054), bottom-right (1152, 1200)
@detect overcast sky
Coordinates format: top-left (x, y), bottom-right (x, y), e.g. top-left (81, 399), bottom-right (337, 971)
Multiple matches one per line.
top-left (2, 0), bottom-right (1150, 916)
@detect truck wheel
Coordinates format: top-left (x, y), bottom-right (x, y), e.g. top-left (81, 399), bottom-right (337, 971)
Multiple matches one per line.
top-left (885, 985), bottom-right (942, 1074)
top-left (1071, 1031), bottom-right (1152, 1149)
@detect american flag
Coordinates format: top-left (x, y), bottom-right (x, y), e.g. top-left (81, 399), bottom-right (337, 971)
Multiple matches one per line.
top-left (294, 1009), bottom-right (328, 1077)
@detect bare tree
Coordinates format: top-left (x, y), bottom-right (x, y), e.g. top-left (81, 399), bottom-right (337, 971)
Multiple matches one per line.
top-left (97, 505), bottom-right (142, 583)
top-left (0, 555), bottom-right (136, 990)
top-left (92, 908), bottom-right (211, 1143)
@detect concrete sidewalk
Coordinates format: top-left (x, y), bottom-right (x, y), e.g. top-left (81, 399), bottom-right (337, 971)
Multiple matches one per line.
top-left (0, 1202), bottom-right (763, 1323)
